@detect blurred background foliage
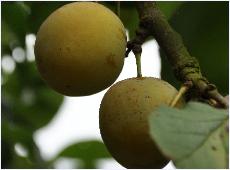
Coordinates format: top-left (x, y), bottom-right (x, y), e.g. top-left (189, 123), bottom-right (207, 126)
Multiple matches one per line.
top-left (1, 1), bottom-right (228, 169)
top-left (160, 2), bottom-right (229, 95)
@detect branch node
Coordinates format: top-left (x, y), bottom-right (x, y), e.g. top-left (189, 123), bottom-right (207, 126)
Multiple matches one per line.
top-left (125, 25), bottom-right (150, 57)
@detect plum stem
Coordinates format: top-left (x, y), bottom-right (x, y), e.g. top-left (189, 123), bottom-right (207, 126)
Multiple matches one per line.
top-left (135, 53), bottom-right (142, 77)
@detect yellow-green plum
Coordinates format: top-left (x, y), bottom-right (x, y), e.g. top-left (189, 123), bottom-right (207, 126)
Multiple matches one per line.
top-left (99, 77), bottom-right (184, 168)
top-left (35, 2), bottom-right (126, 96)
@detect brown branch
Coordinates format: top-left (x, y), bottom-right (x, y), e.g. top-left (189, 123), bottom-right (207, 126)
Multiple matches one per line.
top-left (126, 2), bottom-right (228, 108)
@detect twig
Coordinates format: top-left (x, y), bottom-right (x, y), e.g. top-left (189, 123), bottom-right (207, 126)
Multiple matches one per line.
top-left (170, 81), bottom-right (192, 107)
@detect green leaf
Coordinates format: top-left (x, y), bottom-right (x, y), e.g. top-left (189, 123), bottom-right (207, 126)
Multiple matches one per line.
top-left (149, 102), bottom-right (228, 169)
top-left (57, 140), bottom-right (111, 160)
top-left (160, 2), bottom-right (229, 95)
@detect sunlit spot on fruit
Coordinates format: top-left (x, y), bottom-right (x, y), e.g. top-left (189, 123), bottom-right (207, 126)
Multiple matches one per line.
top-left (14, 143), bottom-right (28, 157)
top-left (1, 55), bottom-right (16, 74)
top-left (12, 47), bottom-right (26, 63)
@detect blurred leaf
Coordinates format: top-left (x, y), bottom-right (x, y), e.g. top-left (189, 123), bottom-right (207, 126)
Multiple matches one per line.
top-left (2, 115), bottom-right (49, 168)
top-left (160, 2), bottom-right (229, 95)
top-left (119, 2), bottom-right (139, 40)
top-left (149, 102), bottom-right (228, 169)
top-left (1, 21), bottom-right (18, 54)
top-left (1, 139), bottom-right (14, 168)
top-left (1, 141), bottom-right (39, 169)
top-left (103, 2), bottom-right (183, 40)
top-left (2, 97), bottom-right (33, 149)
top-left (2, 2), bottom-right (30, 52)
top-left (2, 100), bottom-right (34, 168)
top-left (102, 2), bottom-right (138, 40)
top-left (2, 119), bottom-right (33, 146)
top-left (7, 154), bottom-right (36, 169)
top-left (157, 2), bottom-right (183, 19)
top-left (56, 140), bottom-right (111, 168)
top-left (2, 61), bottom-right (64, 131)
top-left (121, 2), bottom-right (183, 40)
top-left (26, 1), bottom-right (69, 34)
top-left (57, 140), bottom-right (111, 160)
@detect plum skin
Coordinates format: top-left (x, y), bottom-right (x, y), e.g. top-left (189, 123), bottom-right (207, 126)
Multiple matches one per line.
top-left (99, 77), bottom-right (184, 168)
top-left (35, 2), bottom-right (126, 96)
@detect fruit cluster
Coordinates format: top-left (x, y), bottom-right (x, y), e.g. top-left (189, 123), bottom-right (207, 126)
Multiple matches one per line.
top-left (35, 2), bottom-right (183, 168)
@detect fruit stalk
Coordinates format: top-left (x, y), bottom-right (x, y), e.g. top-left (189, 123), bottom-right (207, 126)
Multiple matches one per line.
top-left (128, 2), bottom-right (228, 108)
top-left (135, 53), bottom-right (142, 77)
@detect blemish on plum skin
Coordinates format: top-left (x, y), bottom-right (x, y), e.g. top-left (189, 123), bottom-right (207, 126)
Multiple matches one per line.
top-left (211, 146), bottom-right (217, 151)
top-left (219, 133), bottom-right (224, 138)
top-left (106, 54), bottom-right (117, 68)
top-left (225, 124), bottom-right (229, 132)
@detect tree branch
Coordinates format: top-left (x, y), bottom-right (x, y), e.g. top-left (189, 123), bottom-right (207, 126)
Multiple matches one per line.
top-left (126, 2), bottom-right (228, 108)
